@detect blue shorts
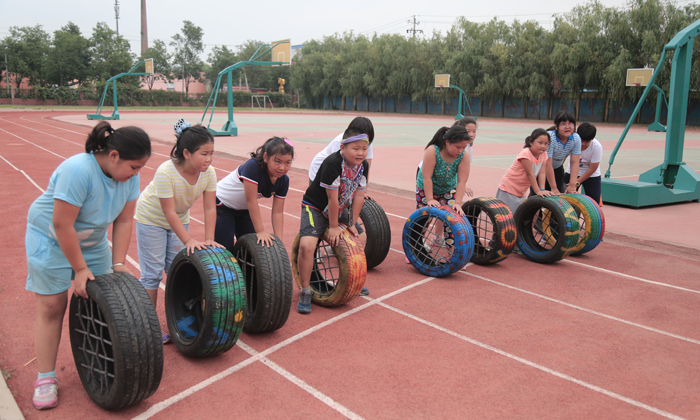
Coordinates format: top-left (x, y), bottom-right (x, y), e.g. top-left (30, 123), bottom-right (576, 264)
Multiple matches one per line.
top-left (25, 226), bottom-right (111, 295)
top-left (136, 222), bottom-right (187, 290)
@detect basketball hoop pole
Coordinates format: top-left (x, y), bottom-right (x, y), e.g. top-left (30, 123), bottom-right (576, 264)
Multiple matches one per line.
top-left (449, 84), bottom-right (476, 121)
top-left (87, 60), bottom-right (153, 120)
top-left (601, 18), bottom-right (700, 207)
top-left (201, 40), bottom-right (290, 136)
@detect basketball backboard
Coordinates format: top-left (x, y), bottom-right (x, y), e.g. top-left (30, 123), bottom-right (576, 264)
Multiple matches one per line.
top-left (435, 74), bottom-right (450, 88)
top-left (626, 68), bottom-right (653, 86)
top-left (271, 40), bottom-right (291, 64)
top-left (144, 58), bottom-right (154, 74)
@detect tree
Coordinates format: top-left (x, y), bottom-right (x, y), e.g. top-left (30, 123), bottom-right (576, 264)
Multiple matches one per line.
top-left (48, 22), bottom-right (90, 87)
top-left (170, 21), bottom-right (204, 94)
top-left (206, 45), bottom-right (237, 86)
top-left (1, 25), bottom-right (51, 88)
top-left (90, 22), bottom-right (135, 81)
top-left (140, 39), bottom-right (172, 90)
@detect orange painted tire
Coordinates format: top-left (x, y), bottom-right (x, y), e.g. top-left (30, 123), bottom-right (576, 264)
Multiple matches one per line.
top-left (291, 228), bottom-right (366, 307)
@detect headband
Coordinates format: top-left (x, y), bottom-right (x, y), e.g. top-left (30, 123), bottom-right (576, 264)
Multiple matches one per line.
top-left (174, 118), bottom-right (191, 139)
top-left (284, 138), bottom-right (293, 147)
top-left (340, 134), bottom-right (369, 145)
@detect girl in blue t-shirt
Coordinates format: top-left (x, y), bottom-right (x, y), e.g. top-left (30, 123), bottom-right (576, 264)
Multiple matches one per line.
top-left (25, 121), bottom-right (151, 410)
top-left (215, 136), bottom-right (295, 249)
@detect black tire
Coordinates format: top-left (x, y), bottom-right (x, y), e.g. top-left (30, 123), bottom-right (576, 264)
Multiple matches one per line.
top-left (359, 200), bottom-right (391, 269)
top-left (514, 196), bottom-right (580, 264)
top-left (291, 229), bottom-right (366, 307)
top-left (165, 247), bottom-right (246, 358)
top-left (461, 197), bottom-right (517, 265)
top-left (69, 273), bottom-right (163, 411)
top-left (233, 233), bottom-right (293, 333)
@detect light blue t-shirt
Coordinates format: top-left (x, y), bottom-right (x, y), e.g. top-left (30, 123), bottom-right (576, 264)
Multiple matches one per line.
top-left (547, 130), bottom-right (581, 169)
top-left (27, 153), bottom-right (141, 247)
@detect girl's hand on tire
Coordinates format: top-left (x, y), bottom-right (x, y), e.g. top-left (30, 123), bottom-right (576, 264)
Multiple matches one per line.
top-left (255, 232), bottom-right (275, 247)
top-left (185, 238), bottom-right (206, 255)
top-left (537, 190), bottom-right (554, 198)
top-left (112, 264), bottom-right (131, 275)
top-left (74, 268), bottom-right (95, 298)
top-left (328, 226), bottom-right (341, 247)
top-left (204, 239), bottom-right (225, 249)
top-left (452, 204), bottom-right (465, 216)
top-left (427, 199), bottom-right (440, 208)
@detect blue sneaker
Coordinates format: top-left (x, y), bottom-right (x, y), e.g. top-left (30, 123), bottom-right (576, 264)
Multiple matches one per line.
top-left (360, 287), bottom-right (369, 296)
top-left (297, 290), bottom-right (312, 314)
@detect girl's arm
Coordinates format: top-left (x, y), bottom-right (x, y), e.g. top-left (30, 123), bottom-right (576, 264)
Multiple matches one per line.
top-left (111, 199), bottom-right (136, 274)
top-left (421, 148), bottom-right (438, 207)
top-left (545, 158), bottom-right (560, 194)
top-left (326, 188), bottom-right (341, 246)
top-left (364, 158), bottom-right (373, 201)
top-left (243, 179), bottom-right (275, 247)
top-left (537, 166), bottom-right (547, 191)
top-left (53, 199), bottom-right (92, 298)
top-left (453, 157), bottom-right (471, 215)
top-left (521, 159), bottom-right (554, 197)
top-left (160, 196), bottom-right (201, 255)
top-left (202, 190), bottom-right (224, 248)
top-left (566, 154), bottom-right (580, 193)
top-left (271, 196), bottom-right (285, 242)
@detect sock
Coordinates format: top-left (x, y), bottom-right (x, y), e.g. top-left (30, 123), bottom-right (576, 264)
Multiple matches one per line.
top-left (301, 287), bottom-right (311, 294)
top-left (37, 371), bottom-right (56, 381)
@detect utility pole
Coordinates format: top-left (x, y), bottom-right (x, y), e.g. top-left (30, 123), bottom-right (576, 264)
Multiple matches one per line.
top-left (406, 15), bottom-right (423, 38)
top-left (114, 0), bottom-right (120, 35)
top-left (5, 53), bottom-right (10, 95)
top-left (141, 0), bottom-right (148, 55)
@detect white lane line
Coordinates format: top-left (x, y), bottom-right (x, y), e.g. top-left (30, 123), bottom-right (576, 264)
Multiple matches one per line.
top-left (0, 127), bottom-right (67, 159)
top-left (562, 258), bottom-right (700, 294)
top-left (132, 276), bottom-right (436, 419)
top-left (376, 300), bottom-right (686, 420)
top-left (236, 341), bottom-right (364, 420)
top-left (0, 153), bottom-right (46, 193)
top-left (459, 270), bottom-right (700, 345)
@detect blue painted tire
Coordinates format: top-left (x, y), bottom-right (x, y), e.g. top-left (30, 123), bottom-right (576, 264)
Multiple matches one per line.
top-left (165, 247), bottom-right (246, 358)
top-left (402, 205), bottom-right (474, 277)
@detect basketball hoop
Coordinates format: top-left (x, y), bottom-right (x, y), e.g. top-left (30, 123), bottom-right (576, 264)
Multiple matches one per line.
top-left (634, 83), bottom-right (641, 87)
top-left (437, 85), bottom-right (443, 92)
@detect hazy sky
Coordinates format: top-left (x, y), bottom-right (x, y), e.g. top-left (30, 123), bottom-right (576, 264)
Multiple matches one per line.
top-left (2, 0), bottom-right (637, 59)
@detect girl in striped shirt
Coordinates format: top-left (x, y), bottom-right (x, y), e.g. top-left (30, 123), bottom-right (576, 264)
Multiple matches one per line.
top-left (134, 119), bottom-right (224, 343)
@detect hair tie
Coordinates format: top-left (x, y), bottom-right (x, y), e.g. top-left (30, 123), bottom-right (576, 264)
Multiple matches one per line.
top-left (174, 118), bottom-right (191, 139)
top-left (284, 138), bottom-right (294, 147)
top-left (340, 134), bottom-right (369, 145)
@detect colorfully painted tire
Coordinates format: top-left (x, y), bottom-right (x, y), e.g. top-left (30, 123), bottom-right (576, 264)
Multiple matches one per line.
top-left (165, 247), bottom-right (246, 358)
top-left (402, 205), bottom-right (474, 277)
top-left (233, 233), bottom-right (293, 333)
top-left (563, 194), bottom-right (605, 255)
top-left (514, 196), bottom-right (580, 263)
top-left (461, 197), bottom-right (517, 265)
top-left (69, 273), bottom-right (162, 410)
top-left (359, 199), bottom-right (391, 269)
top-left (291, 228), bottom-right (366, 307)
top-left (560, 193), bottom-right (603, 255)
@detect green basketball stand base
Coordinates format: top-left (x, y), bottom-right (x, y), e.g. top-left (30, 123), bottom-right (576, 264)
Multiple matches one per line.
top-left (87, 111), bottom-right (119, 121)
top-left (207, 120), bottom-right (238, 136)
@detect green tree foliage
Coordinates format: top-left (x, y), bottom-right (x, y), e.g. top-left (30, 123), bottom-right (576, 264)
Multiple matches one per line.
top-left (140, 39), bottom-right (172, 90)
top-left (170, 21), bottom-right (204, 94)
top-left (90, 22), bottom-right (135, 81)
top-left (1, 25), bottom-right (51, 88)
top-left (48, 22), bottom-right (90, 87)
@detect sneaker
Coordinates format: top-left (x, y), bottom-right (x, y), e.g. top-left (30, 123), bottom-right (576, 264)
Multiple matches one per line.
top-left (162, 334), bottom-right (172, 345)
top-left (33, 377), bottom-right (58, 410)
top-left (297, 290), bottom-right (312, 314)
top-left (360, 287), bottom-right (369, 296)
top-left (512, 245), bottom-right (523, 255)
top-left (405, 256), bottom-right (411, 264)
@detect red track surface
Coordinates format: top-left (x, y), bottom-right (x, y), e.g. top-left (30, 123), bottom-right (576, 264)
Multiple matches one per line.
top-left (1, 111), bottom-right (699, 419)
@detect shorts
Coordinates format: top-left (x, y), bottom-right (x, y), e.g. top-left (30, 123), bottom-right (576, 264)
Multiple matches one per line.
top-left (299, 204), bottom-right (363, 238)
top-left (496, 188), bottom-right (527, 215)
top-left (416, 187), bottom-right (458, 209)
top-left (25, 227), bottom-right (111, 295)
top-left (136, 222), bottom-right (187, 290)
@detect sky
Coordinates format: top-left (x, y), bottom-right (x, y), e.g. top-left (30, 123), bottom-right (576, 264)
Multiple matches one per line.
top-left (1, 0), bottom-right (640, 61)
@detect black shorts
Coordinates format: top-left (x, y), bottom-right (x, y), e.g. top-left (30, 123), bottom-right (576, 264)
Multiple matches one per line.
top-left (299, 204), bottom-right (363, 238)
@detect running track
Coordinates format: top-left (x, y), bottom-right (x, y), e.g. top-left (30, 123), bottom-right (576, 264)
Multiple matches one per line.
top-left (0, 111), bottom-right (699, 419)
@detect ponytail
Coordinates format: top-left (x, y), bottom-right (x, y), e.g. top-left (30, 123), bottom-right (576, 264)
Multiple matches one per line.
top-left (424, 125), bottom-right (470, 150)
top-left (85, 121), bottom-right (151, 160)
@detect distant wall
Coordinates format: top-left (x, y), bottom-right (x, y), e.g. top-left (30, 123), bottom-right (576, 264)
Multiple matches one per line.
top-left (321, 95), bottom-right (700, 126)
